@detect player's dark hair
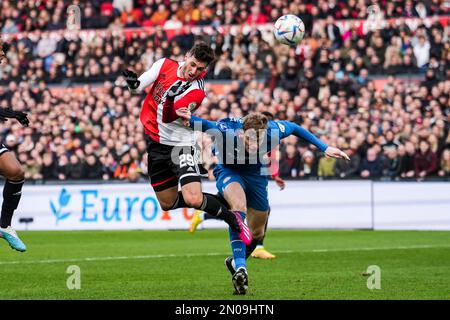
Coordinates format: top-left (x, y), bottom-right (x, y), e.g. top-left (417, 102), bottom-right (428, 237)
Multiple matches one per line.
top-left (188, 42), bottom-right (215, 65)
top-left (261, 111), bottom-right (274, 120)
top-left (243, 113), bottom-right (269, 132)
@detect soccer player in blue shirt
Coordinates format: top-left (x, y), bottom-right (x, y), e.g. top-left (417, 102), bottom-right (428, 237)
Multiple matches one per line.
top-left (189, 112), bottom-right (284, 260)
top-left (176, 108), bottom-right (349, 295)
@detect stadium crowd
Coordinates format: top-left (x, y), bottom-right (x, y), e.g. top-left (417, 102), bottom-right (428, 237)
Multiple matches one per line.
top-left (1, 0), bottom-right (449, 33)
top-left (1, 1), bottom-right (449, 86)
top-left (0, 1), bottom-right (449, 182)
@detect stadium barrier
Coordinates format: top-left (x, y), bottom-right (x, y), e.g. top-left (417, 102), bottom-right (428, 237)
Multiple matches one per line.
top-left (10, 181), bottom-right (450, 231)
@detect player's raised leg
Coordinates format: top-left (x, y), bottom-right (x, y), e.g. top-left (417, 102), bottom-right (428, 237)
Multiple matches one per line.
top-left (180, 180), bottom-right (243, 232)
top-left (146, 142), bottom-right (242, 234)
top-left (153, 179), bottom-right (242, 233)
top-left (0, 150), bottom-right (27, 252)
top-left (190, 193), bottom-right (230, 233)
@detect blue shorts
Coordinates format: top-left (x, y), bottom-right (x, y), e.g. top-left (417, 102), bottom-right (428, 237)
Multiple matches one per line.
top-left (213, 165), bottom-right (269, 212)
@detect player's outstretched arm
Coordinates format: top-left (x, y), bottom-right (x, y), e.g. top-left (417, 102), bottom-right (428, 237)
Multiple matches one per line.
top-left (190, 115), bottom-right (218, 131)
top-left (0, 107), bottom-right (29, 126)
top-left (123, 58), bottom-right (165, 93)
top-left (278, 121), bottom-right (349, 160)
top-left (175, 108), bottom-right (218, 131)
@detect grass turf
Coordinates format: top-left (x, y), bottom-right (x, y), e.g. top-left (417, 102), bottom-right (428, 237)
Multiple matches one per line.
top-left (0, 230), bottom-right (449, 300)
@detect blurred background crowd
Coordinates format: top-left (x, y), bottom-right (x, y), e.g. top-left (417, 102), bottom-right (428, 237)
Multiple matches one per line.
top-left (0, 0), bottom-right (449, 182)
top-left (1, 0), bottom-right (449, 32)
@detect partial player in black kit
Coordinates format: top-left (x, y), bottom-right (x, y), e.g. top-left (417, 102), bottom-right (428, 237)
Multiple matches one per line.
top-left (0, 39), bottom-right (30, 252)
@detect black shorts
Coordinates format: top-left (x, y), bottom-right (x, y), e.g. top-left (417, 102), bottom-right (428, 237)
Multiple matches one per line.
top-left (0, 144), bottom-right (9, 156)
top-left (146, 136), bottom-right (208, 192)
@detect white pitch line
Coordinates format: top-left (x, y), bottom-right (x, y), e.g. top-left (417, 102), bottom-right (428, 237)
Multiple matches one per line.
top-left (0, 252), bottom-right (228, 265)
top-left (310, 244), bottom-right (449, 253)
top-left (0, 245), bottom-right (448, 266)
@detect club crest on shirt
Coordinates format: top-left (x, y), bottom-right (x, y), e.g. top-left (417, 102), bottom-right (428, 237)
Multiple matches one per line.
top-left (218, 122), bottom-right (227, 131)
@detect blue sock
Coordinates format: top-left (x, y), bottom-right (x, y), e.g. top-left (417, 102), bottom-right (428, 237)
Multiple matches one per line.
top-left (228, 211), bottom-right (247, 270)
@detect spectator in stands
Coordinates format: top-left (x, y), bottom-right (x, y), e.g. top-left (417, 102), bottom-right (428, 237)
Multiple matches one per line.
top-left (318, 155), bottom-right (336, 178)
top-left (113, 0), bottom-right (133, 13)
top-left (279, 144), bottom-right (302, 178)
top-left (414, 140), bottom-right (438, 179)
top-left (334, 140), bottom-right (360, 179)
top-left (24, 157), bottom-right (42, 180)
top-left (399, 53), bottom-right (419, 73)
top-left (2, 19), bottom-right (19, 34)
top-left (151, 4), bottom-right (170, 26)
top-left (299, 150), bottom-right (318, 179)
top-left (247, 4), bottom-right (269, 25)
top-left (412, 35), bottom-right (431, 69)
top-left (56, 155), bottom-right (69, 181)
top-left (360, 148), bottom-right (384, 179)
top-left (101, 154), bottom-right (117, 181)
top-left (382, 131), bottom-right (399, 152)
top-left (384, 36), bottom-right (402, 70)
top-left (84, 155), bottom-right (104, 180)
top-left (325, 16), bottom-right (342, 49)
top-left (0, 1), bottom-right (449, 183)
top-left (385, 147), bottom-right (401, 180)
top-left (113, 152), bottom-right (139, 182)
top-left (41, 153), bottom-right (59, 181)
top-left (399, 142), bottom-right (416, 179)
top-left (438, 149), bottom-right (450, 178)
top-left (67, 155), bottom-right (84, 180)
top-left (1, 0), bottom-right (447, 33)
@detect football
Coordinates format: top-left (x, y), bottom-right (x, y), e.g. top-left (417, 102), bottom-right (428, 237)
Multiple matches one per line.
top-left (273, 14), bottom-right (305, 46)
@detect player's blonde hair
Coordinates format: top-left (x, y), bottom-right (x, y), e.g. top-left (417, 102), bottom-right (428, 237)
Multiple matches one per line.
top-left (242, 113), bottom-right (269, 132)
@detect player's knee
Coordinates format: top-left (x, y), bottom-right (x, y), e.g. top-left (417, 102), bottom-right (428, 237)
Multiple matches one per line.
top-left (6, 165), bottom-right (25, 181)
top-left (183, 192), bottom-right (203, 208)
top-left (230, 200), bottom-right (246, 213)
top-left (159, 200), bottom-right (175, 211)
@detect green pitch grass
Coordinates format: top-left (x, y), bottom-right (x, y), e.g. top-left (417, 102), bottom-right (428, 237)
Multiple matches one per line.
top-left (0, 230), bottom-right (449, 300)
